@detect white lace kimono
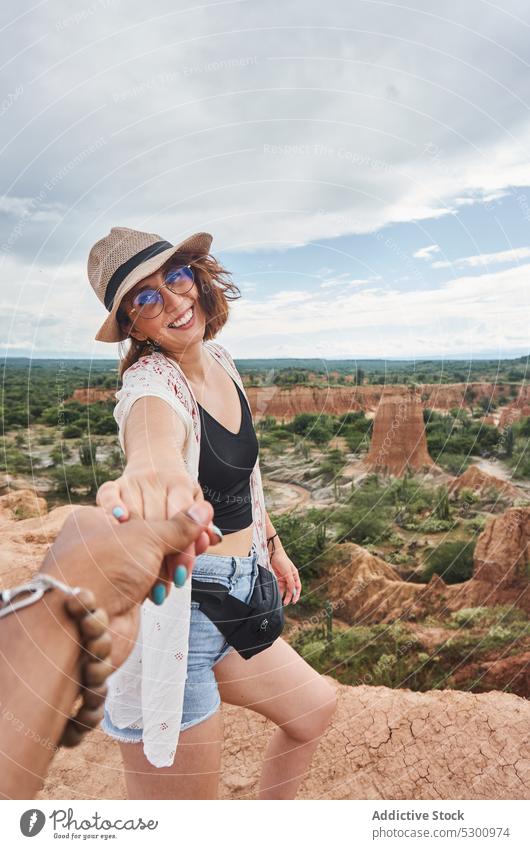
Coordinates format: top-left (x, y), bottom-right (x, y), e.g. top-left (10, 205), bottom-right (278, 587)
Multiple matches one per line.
top-left (104, 339), bottom-right (271, 767)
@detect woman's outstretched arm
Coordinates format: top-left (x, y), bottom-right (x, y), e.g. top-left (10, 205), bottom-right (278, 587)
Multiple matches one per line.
top-left (96, 396), bottom-right (222, 592)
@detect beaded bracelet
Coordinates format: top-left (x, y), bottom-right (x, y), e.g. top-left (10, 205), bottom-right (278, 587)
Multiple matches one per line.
top-left (0, 575), bottom-right (113, 749)
top-left (60, 587), bottom-right (113, 748)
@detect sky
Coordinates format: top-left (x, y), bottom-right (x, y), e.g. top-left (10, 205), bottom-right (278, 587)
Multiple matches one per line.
top-left (1, 0), bottom-right (530, 361)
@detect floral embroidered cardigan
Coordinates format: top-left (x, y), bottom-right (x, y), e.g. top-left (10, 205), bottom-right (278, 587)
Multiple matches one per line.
top-left (104, 340), bottom-right (272, 768)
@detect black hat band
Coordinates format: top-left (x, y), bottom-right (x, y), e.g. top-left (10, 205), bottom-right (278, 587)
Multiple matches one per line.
top-left (104, 240), bottom-right (173, 311)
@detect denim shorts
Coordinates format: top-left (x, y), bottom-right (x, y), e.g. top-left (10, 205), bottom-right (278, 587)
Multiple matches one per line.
top-left (101, 546), bottom-right (259, 742)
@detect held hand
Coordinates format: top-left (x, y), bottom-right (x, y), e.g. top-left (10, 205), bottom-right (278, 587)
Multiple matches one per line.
top-left (269, 547), bottom-right (302, 605)
top-left (96, 466), bottom-right (202, 523)
top-left (41, 501), bottom-right (217, 668)
top-left (96, 467), bottom-right (221, 597)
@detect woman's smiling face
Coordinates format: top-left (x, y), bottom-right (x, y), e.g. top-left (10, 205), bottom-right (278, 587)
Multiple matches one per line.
top-left (120, 260), bottom-right (206, 349)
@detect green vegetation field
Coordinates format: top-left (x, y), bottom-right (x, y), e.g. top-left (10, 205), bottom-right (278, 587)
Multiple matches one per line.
top-left (1, 354), bottom-right (528, 696)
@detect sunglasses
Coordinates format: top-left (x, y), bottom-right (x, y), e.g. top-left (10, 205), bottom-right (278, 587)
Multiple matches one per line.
top-left (128, 258), bottom-right (205, 321)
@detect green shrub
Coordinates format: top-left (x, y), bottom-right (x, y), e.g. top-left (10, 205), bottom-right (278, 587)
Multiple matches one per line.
top-left (1, 448), bottom-right (40, 475)
top-left (435, 453), bottom-right (473, 475)
top-left (423, 539), bottom-right (476, 584)
top-left (449, 607), bottom-right (491, 628)
top-left (468, 515), bottom-right (487, 533)
top-left (49, 442), bottom-right (72, 464)
top-left (268, 427), bottom-right (293, 441)
top-left (314, 448), bottom-right (345, 483)
top-left (459, 487), bottom-right (480, 504)
top-left (256, 415), bottom-right (277, 431)
top-left (289, 413), bottom-right (336, 443)
top-left (270, 508), bottom-right (329, 581)
top-left (416, 517), bottom-right (455, 533)
top-left (334, 508), bottom-right (391, 545)
top-left (38, 432), bottom-right (54, 445)
top-left (63, 424), bottom-right (83, 439)
top-left (51, 462), bottom-right (120, 497)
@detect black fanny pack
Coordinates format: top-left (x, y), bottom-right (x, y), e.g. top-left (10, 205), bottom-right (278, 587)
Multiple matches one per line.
top-left (190, 563), bottom-right (285, 660)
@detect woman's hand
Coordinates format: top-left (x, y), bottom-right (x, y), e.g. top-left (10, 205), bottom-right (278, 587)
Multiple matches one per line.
top-left (41, 501), bottom-right (218, 669)
top-left (96, 467), bottom-right (220, 597)
top-left (269, 547), bottom-right (302, 605)
top-left (97, 466), bottom-right (202, 523)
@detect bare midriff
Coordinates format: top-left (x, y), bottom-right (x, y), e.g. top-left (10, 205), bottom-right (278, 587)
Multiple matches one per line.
top-left (203, 522), bottom-right (254, 557)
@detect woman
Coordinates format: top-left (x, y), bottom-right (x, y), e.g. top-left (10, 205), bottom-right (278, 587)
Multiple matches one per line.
top-left (87, 226), bottom-right (337, 800)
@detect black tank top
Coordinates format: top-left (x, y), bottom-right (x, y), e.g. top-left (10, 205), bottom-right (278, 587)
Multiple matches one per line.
top-left (197, 377), bottom-right (259, 534)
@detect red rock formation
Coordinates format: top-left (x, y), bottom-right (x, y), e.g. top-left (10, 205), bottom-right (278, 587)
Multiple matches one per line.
top-left (316, 543), bottom-right (450, 624)
top-left (0, 490), bottom-right (48, 521)
top-left (246, 381), bottom-right (522, 420)
top-left (451, 651), bottom-right (530, 698)
top-left (448, 465), bottom-right (521, 501)
top-left (364, 388), bottom-right (440, 476)
top-left (69, 380), bottom-right (522, 422)
top-left (319, 509), bottom-right (530, 623)
top-left (472, 507), bottom-right (530, 588)
top-left (497, 383), bottom-right (530, 429)
top-left (70, 387), bottom-right (115, 404)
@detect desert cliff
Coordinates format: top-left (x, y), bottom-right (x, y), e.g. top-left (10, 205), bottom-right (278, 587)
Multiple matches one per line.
top-left (319, 506), bottom-right (530, 625)
top-left (70, 381), bottom-right (521, 422)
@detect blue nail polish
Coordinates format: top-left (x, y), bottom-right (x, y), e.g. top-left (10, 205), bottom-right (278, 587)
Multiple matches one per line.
top-left (211, 524), bottom-right (223, 539)
top-left (112, 506), bottom-right (125, 519)
top-left (174, 565), bottom-right (188, 587)
top-left (152, 584), bottom-right (166, 605)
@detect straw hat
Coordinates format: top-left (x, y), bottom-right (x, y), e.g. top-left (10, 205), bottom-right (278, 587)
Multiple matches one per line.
top-left (88, 226), bottom-right (213, 342)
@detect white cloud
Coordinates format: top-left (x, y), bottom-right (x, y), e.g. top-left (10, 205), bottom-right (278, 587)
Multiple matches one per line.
top-left (2, 249), bottom-right (525, 359)
top-left (2, 0), bottom-right (530, 359)
top-left (320, 276), bottom-right (377, 289)
top-left (1, 0), bottom-right (530, 262)
top-left (432, 246), bottom-right (530, 270)
top-left (413, 244), bottom-right (441, 260)
top-left (218, 262), bottom-right (530, 358)
top-left (269, 290), bottom-right (313, 304)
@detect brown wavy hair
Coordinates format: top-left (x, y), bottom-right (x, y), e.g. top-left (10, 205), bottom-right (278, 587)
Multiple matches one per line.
top-left (116, 250), bottom-right (240, 378)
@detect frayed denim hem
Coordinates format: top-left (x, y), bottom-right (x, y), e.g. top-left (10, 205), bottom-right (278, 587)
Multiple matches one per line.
top-left (100, 710), bottom-right (143, 744)
top-left (100, 697), bottom-right (223, 745)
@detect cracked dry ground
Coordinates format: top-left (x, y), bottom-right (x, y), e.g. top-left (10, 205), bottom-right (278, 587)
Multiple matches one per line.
top-left (40, 679), bottom-right (530, 800)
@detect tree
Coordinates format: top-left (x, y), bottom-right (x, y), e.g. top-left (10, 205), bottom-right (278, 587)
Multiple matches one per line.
top-left (292, 413), bottom-right (317, 435)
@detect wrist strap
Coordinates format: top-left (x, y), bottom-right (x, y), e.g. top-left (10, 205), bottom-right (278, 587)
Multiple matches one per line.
top-left (0, 573), bottom-right (81, 619)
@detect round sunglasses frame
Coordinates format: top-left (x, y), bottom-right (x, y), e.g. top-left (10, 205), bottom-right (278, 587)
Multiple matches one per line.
top-left (127, 256), bottom-right (208, 321)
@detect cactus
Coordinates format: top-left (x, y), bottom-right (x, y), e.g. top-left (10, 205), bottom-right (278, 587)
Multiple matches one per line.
top-left (324, 600), bottom-right (333, 643)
